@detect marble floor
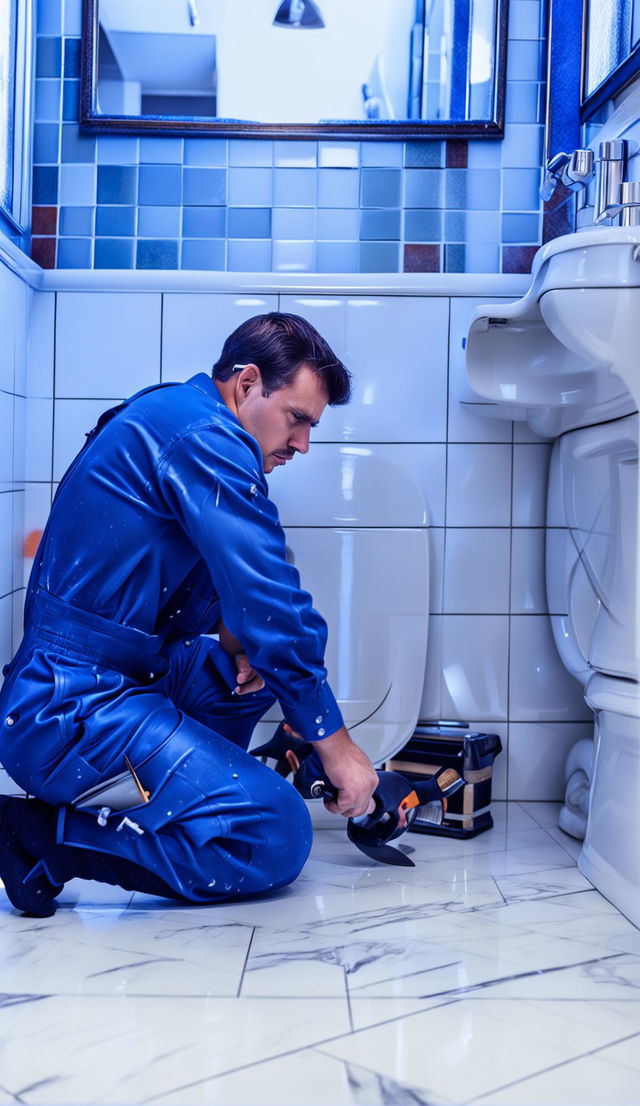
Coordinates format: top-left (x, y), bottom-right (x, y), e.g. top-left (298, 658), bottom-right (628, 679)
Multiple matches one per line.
top-left (1, 801), bottom-right (639, 1105)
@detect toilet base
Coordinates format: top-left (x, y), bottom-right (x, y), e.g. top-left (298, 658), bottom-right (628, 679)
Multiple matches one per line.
top-left (580, 674), bottom-right (640, 930)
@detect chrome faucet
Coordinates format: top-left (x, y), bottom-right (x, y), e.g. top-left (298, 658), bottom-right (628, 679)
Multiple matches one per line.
top-left (540, 149), bottom-right (594, 202)
top-left (594, 140), bottom-right (628, 224)
top-left (594, 180), bottom-right (640, 226)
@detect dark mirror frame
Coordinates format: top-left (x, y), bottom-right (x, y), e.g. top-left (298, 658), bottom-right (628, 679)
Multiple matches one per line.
top-left (581, 0), bottom-right (640, 120)
top-left (79, 0), bottom-right (509, 140)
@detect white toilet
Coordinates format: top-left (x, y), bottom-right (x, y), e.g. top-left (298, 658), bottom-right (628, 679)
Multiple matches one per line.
top-left (545, 414), bottom-right (639, 924)
top-left (254, 445), bottom-right (430, 768)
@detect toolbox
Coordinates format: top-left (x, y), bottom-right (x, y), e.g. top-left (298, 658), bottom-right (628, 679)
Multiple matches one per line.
top-left (386, 721), bottom-right (502, 838)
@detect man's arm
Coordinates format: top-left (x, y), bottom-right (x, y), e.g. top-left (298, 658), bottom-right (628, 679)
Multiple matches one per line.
top-left (311, 727), bottom-right (378, 818)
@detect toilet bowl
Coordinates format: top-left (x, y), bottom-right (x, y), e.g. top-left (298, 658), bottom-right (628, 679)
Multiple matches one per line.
top-left (252, 445), bottom-right (430, 767)
top-left (580, 671), bottom-right (640, 928)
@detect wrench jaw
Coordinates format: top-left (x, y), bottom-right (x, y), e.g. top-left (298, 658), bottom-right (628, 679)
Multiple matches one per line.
top-left (251, 723), bottom-right (466, 867)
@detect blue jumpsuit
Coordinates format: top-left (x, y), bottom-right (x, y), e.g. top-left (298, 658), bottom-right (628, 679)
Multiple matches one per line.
top-left (0, 374), bottom-right (345, 902)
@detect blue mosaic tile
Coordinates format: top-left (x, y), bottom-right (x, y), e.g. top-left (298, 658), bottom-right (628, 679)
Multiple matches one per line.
top-left (182, 206), bottom-right (226, 237)
top-left (227, 239), bottom-right (272, 271)
top-left (95, 205), bottom-right (136, 236)
top-left (33, 166), bottom-right (58, 204)
top-left (37, 0), bottom-right (62, 35)
top-left (57, 237), bottom-right (92, 268)
top-left (445, 244), bottom-right (466, 272)
top-left (63, 37), bottom-right (81, 78)
top-left (182, 168), bottom-right (226, 206)
top-left (59, 164), bottom-right (96, 204)
top-left (62, 80), bottom-right (80, 121)
top-left (317, 169), bottom-right (359, 208)
top-left (404, 169), bottom-right (442, 208)
top-left (444, 210), bottom-right (466, 240)
top-left (502, 212), bottom-right (540, 242)
top-left (500, 123), bottom-right (544, 168)
top-left (506, 81), bottom-right (541, 124)
top-left (59, 206), bottom-right (94, 235)
top-left (184, 139), bottom-right (228, 167)
top-left (61, 124), bottom-right (96, 163)
top-left (405, 142), bottom-right (444, 168)
top-left (139, 165), bottom-right (181, 206)
top-left (274, 141), bottom-right (317, 167)
top-left (272, 240), bottom-right (315, 272)
top-left (136, 239), bottom-right (179, 269)
top-left (228, 167), bottom-right (273, 206)
top-left (502, 167), bottom-right (542, 211)
top-left (181, 239), bottom-right (226, 269)
top-left (445, 170), bottom-right (466, 209)
top-left (97, 137), bottom-right (139, 164)
top-left (465, 210), bottom-right (501, 243)
top-left (97, 165), bottom-right (137, 204)
top-left (466, 169), bottom-right (501, 209)
top-left (34, 123), bottom-right (60, 164)
top-left (359, 241), bottom-right (400, 272)
top-left (271, 207), bottom-right (316, 239)
top-left (273, 168), bottom-right (317, 206)
top-left (316, 241), bottom-right (359, 272)
top-left (360, 169), bottom-right (402, 208)
top-left (316, 207), bottom-right (359, 239)
top-left (227, 207), bottom-right (271, 238)
top-left (139, 138), bottom-right (183, 164)
top-left (64, 0), bottom-right (82, 35)
top-left (318, 142), bottom-right (359, 168)
top-left (359, 208), bottom-right (401, 240)
top-left (465, 243), bottom-right (501, 272)
top-left (35, 79), bottom-right (61, 122)
top-left (36, 37), bottom-right (62, 78)
top-left (138, 205), bottom-right (181, 237)
top-left (404, 208), bottom-right (443, 241)
top-left (95, 238), bottom-right (135, 269)
top-left (229, 140), bottom-right (274, 166)
top-left (361, 142), bottom-right (403, 167)
top-left (506, 39), bottom-right (545, 82)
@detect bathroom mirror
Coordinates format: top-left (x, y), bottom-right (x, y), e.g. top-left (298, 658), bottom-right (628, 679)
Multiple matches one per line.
top-left (79, 0), bottom-right (509, 139)
top-left (582, 0), bottom-right (640, 117)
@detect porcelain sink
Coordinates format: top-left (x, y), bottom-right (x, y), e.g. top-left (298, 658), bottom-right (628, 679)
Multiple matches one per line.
top-left (465, 226), bottom-right (640, 438)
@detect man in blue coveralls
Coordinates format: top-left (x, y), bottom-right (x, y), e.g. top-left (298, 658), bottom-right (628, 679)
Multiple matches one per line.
top-left (0, 312), bottom-right (378, 917)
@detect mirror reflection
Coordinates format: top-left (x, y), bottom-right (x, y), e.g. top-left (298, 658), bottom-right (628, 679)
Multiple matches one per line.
top-left (85, 0), bottom-right (507, 136)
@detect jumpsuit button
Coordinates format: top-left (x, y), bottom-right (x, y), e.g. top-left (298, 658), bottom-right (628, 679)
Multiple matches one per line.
top-left (148, 672), bottom-right (155, 680)
top-left (5, 715), bottom-right (15, 726)
top-left (249, 483), bottom-right (257, 496)
top-left (316, 727), bottom-right (325, 737)
top-left (315, 715), bottom-right (323, 724)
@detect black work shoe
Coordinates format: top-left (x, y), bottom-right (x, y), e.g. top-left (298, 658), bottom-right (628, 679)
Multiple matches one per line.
top-left (0, 796), bottom-right (63, 918)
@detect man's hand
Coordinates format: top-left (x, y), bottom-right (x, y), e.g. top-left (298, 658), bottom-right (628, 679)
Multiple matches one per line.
top-left (233, 652), bottom-right (265, 696)
top-left (311, 727), bottom-right (378, 818)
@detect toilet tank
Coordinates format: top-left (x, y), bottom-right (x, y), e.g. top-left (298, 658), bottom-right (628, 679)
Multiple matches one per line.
top-left (256, 446), bottom-right (430, 766)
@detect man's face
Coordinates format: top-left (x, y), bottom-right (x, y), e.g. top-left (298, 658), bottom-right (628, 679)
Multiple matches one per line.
top-left (237, 363), bottom-right (329, 474)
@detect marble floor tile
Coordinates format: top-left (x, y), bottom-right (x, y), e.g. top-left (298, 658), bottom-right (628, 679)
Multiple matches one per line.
top-left (0, 802), bottom-right (638, 1105)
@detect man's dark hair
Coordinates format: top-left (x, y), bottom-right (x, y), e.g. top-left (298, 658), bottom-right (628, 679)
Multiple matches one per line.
top-left (212, 312), bottom-right (352, 405)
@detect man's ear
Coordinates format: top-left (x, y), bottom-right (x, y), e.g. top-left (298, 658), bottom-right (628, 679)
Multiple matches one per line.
top-left (236, 363), bottom-right (262, 403)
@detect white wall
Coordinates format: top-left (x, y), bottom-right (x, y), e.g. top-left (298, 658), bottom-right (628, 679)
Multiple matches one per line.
top-left (10, 278), bottom-right (591, 803)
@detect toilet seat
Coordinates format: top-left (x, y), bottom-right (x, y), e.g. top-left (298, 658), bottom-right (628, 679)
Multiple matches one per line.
top-left (580, 671), bottom-right (640, 927)
top-left (252, 445), bottom-right (430, 766)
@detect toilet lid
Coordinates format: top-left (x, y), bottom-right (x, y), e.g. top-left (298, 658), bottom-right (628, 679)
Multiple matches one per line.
top-left (585, 671), bottom-right (640, 718)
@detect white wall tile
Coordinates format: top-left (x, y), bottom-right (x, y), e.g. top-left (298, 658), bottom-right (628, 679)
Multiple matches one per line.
top-left (53, 399), bottom-right (114, 482)
top-left (0, 593), bottom-right (12, 678)
top-left (22, 398), bottom-right (54, 482)
top-left (282, 296), bottom-right (450, 443)
top-left (509, 615), bottom-right (593, 722)
top-left (22, 484), bottom-right (53, 587)
top-left (55, 293), bottom-right (162, 398)
top-left (162, 293), bottom-right (279, 383)
top-left (443, 528), bottom-right (511, 613)
top-left (0, 264), bottom-right (24, 393)
top-left (446, 444), bottom-right (512, 527)
top-left (11, 588), bottom-right (25, 655)
top-left (449, 298), bottom-right (513, 444)
top-left (10, 490), bottom-right (24, 596)
top-left (512, 443), bottom-right (552, 526)
top-left (12, 394), bottom-right (25, 487)
top-left (12, 282), bottom-right (29, 398)
top-left (419, 614), bottom-right (443, 721)
top-left (429, 528), bottom-right (445, 615)
top-left (27, 292), bottom-right (55, 399)
top-left (0, 390), bottom-right (14, 488)
top-left (438, 614), bottom-right (510, 721)
top-left (0, 494), bottom-right (14, 597)
top-left (510, 528), bottom-right (547, 613)
top-left (508, 721), bottom-right (595, 801)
